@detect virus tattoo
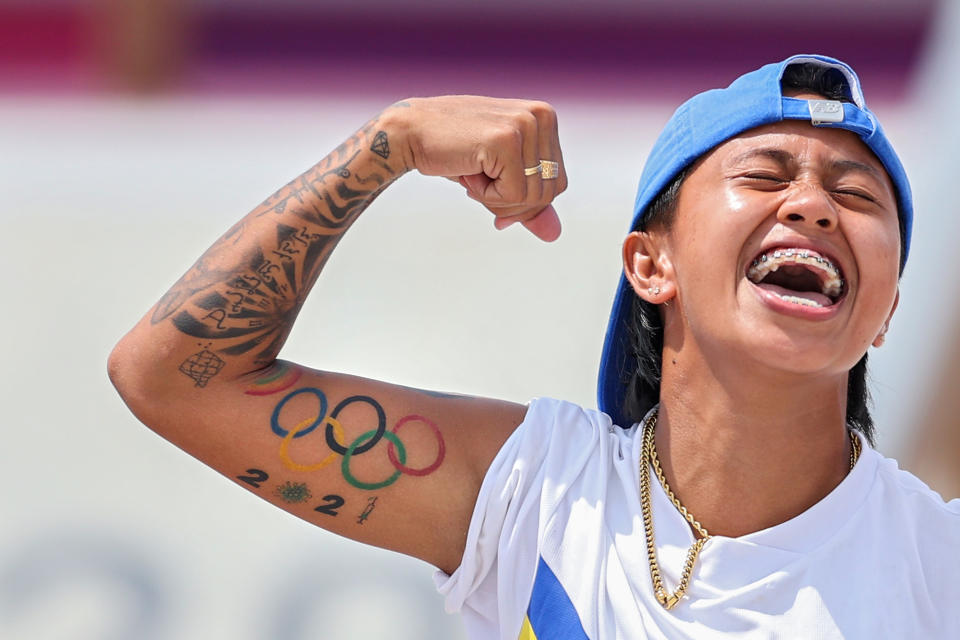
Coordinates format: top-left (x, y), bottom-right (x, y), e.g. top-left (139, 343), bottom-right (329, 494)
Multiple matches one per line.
top-left (274, 481), bottom-right (313, 504)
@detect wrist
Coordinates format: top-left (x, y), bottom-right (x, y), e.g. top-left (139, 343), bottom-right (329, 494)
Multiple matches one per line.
top-left (375, 100), bottom-right (417, 175)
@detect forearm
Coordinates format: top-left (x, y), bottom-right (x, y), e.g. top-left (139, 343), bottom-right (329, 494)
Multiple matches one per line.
top-left (111, 106), bottom-right (410, 393)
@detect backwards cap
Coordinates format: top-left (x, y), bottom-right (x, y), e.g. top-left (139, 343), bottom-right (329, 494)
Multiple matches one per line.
top-left (597, 54), bottom-right (913, 428)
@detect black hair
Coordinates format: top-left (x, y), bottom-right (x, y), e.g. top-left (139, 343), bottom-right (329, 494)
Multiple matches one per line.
top-left (622, 62), bottom-right (908, 446)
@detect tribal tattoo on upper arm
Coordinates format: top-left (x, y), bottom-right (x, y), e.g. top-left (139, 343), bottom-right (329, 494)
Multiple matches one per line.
top-left (153, 123), bottom-right (400, 380)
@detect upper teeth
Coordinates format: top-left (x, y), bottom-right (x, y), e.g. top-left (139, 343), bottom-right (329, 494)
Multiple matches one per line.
top-left (747, 247), bottom-right (844, 298)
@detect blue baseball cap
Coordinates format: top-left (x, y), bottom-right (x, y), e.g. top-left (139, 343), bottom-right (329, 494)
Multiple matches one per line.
top-left (597, 54), bottom-right (913, 428)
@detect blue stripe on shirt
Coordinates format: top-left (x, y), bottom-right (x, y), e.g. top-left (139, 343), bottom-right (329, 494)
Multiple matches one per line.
top-left (526, 556), bottom-right (590, 640)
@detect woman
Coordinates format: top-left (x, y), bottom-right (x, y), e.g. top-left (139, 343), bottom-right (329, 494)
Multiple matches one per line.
top-left (109, 54), bottom-right (959, 638)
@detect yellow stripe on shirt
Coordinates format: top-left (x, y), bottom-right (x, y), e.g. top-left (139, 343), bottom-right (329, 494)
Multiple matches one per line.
top-left (518, 615), bottom-right (538, 640)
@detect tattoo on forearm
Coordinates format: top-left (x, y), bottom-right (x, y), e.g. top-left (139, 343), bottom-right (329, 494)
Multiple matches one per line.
top-left (154, 124), bottom-right (398, 368)
top-left (370, 131), bottom-right (389, 159)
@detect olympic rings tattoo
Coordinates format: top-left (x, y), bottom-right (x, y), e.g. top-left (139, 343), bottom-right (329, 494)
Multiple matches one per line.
top-left (271, 387), bottom-right (328, 438)
top-left (280, 415), bottom-right (346, 472)
top-left (387, 415), bottom-right (445, 477)
top-left (341, 430), bottom-right (407, 490)
top-left (267, 387), bottom-right (447, 490)
top-left (245, 361), bottom-right (303, 396)
top-left (326, 395), bottom-right (386, 455)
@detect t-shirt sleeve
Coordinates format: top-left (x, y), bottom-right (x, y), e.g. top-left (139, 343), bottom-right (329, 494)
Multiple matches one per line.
top-left (434, 397), bottom-right (612, 639)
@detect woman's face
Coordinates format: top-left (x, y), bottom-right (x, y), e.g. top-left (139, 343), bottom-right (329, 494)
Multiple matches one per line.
top-left (656, 117), bottom-right (901, 377)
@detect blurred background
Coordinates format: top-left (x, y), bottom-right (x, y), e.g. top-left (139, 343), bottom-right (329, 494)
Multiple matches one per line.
top-left (2, 0), bottom-right (958, 638)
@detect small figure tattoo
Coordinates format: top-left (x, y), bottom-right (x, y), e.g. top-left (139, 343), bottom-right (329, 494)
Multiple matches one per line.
top-left (370, 131), bottom-right (390, 159)
top-left (274, 481), bottom-right (313, 504)
top-left (357, 496), bottom-right (378, 525)
top-left (179, 349), bottom-right (225, 387)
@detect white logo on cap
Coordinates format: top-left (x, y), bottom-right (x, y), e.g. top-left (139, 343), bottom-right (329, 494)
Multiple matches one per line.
top-left (808, 99), bottom-right (844, 125)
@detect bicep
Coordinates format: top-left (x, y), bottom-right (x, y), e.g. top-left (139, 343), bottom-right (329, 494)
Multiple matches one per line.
top-left (132, 360), bottom-right (526, 573)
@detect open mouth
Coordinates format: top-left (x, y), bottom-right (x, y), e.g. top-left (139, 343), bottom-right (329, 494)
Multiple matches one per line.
top-left (746, 247), bottom-right (846, 308)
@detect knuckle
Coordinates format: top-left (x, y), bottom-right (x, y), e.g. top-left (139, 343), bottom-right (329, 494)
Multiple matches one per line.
top-left (505, 111), bottom-right (537, 140)
top-left (498, 179), bottom-right (526, 205)
top-left (511, 181), bottom-right (529, 204)
top-left (527, 100), bottom-right (556, 122)
top-left (518, 111), bottom-right (539, 133)
top-left (490, 124), bottom-right (523, 149)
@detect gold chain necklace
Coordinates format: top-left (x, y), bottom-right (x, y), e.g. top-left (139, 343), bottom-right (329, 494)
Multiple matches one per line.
top-left (639, 410), bottom-right (861, 610)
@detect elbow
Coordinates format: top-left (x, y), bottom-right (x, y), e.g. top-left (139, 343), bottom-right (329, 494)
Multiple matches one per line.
top-left (107, 335), bottom-right (164, 423)
top-left (108, 337), bottom-right (143, 411)
top-left (107, 338), bottom-right (130, 397)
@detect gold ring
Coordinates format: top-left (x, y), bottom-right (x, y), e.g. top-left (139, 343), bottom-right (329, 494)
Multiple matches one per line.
top-left (539, 160), bottom-right (559, 180)
top-left (523, 165), bottom-right (541, 176)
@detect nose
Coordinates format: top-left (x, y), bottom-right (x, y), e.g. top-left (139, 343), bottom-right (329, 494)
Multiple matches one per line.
top-left (776, 182), bottom-right (839, 232)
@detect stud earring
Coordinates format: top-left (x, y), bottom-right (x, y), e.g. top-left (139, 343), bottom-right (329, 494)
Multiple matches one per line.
top-left (647, 286), bottom-right (661, 296)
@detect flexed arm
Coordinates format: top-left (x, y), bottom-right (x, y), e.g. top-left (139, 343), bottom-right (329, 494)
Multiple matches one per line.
top-left (108, 97), bottom-right (566, 572)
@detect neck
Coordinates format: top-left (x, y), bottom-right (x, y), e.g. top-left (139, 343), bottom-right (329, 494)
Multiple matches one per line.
top-left (655, 349), bottom-right (857, 538)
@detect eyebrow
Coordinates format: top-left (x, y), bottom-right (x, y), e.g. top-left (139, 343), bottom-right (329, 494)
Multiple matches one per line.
top-left (830, 159), bottom-right (884, 181)
top-left (731, 147), bottom-right (885, 181)
top-left (730, 148), bottom-right (794, 168)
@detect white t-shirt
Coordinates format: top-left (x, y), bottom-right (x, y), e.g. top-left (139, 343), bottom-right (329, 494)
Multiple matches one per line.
top-left (436, 398), bottom-right (960, 639)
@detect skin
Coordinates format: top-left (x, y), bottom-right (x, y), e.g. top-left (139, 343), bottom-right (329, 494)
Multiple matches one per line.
top-left (623, 96), bottom-right (901, 537)
top-left (109, 97), bottom-right (566, 575)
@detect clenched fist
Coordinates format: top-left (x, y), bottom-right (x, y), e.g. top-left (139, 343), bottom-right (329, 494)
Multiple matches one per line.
top-left (384, 96), bottom-right (567, 242)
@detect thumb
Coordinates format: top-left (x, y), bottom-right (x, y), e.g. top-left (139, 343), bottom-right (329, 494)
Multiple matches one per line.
top-left (520, 205), bottom-right (562, 242)
top-left (460, 173), bottom-right (493, 197)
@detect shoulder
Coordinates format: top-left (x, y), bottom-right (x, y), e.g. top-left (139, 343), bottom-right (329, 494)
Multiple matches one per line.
top-left (504, 397), bottom-right (637, 470)
top-left (872, 451), bottom-right (959, 513)
top-left (867, 448), bottom-right (960, 538)
top-left (483, 398), bottom-right (642, 529)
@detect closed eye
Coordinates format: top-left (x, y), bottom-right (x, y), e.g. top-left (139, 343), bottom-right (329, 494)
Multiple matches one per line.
top-left (834, 189), bottom-right (877, 203)
top-left (744, 173), bottom-right (786, 182)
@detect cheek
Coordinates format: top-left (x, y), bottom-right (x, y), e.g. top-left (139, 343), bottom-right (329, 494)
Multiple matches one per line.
top-left (850, 217), bottom-right (901, 280)
top-left (722, 188), bottom-right (752, 216)
top-left (848, 219), bottom-right (901, 315)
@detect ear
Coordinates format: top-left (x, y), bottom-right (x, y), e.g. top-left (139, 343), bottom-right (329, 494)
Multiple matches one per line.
top-left (872, 288), bottom-right (900, 348)
top-left (622, 230), bottom-right (675, 304)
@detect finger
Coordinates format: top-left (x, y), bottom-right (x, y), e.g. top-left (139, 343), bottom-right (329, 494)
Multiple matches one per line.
top-left (461, 173), bottom-right (493, 196)
top-left (491, 205), bottom-right (562, 242)
top-left (521, 205), bottom-right (562, 242)
top-left (481, 113), bottom-right (538, 207)
top-left (532, 101), bottom-right (568, 200)
top-left (518, 111), bottom-right (544, 208)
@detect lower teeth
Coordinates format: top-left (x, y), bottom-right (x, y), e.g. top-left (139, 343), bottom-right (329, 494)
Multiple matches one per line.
top-left (777, 294), bottom-right (823, 308)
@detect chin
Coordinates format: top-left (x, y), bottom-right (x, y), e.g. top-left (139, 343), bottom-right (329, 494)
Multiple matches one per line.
top-left (733, 328), bottom-right (864, 379)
